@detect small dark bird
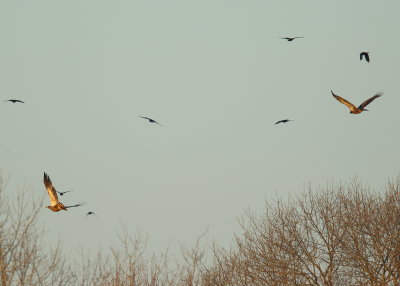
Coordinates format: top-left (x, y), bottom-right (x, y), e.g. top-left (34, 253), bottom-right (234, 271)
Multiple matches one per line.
top-left (85, 211), bottom-right (98, 218)
top-left (56, 190), bottom-right (74, 196)
top-left (280, 36), bottom-right (304, 41)
top-left (360, 52), bottom-right (370, 63)
top-left (140, 116), bottom-right (162, 126)
top-left (43, 172), bottom-right (83, 212)
top-left (275, 119), bottom-right (293, 125)
top-left (4, 99), bottom-right (24, 103)
top-left (331, 90), bottom-right (382, 114)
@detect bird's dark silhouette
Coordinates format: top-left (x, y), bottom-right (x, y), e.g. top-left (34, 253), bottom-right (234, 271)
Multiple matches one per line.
top-left (56, 190), bottom-right (74, 196)
top-left (140, 116), bottom-right (162, 126)
top-left (331, 90), bottom-right (382, 114)
top-left (275, 119), bottom-right (293, 125)
top-left (280, 36), bottom-right (304, 41)
top-left (43, 172), bottom-right (83, 212)
top-left (360, 52), bottom-right (370, 63)
top-left (85, 211), bottom-right (98, 218)
top-left (4, 99), bottom-right (24, 103)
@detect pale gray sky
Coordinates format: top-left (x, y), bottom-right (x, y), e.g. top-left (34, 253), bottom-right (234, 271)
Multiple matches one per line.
top-left (1, 0), bottom-right (399, 255)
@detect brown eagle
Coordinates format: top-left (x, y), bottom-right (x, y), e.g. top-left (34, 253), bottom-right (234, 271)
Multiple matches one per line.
top-left (43, 172), bottom-right (82, 212)
top-left (331, 90), bottom-right (382, 114)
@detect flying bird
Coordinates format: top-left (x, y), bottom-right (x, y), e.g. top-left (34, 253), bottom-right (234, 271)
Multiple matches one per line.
top-left (4, 99), bottom-right (24, 103)
top-left (331, 90), bottom-right (382, 114)
top-left (56, 189), bottom-right (74, 196)
top-left (360, 52), bottom-right (370, 63)
top-left (280, 36), bottom-right (304, 41)
top-left (275, 119), bottom-right (293, 125)
top-left (43, 172), bottom-right (83, 212)
top-left (140, 116), bottom-right (162, 126)
top-left (85, 211), bottom-right (99, 218)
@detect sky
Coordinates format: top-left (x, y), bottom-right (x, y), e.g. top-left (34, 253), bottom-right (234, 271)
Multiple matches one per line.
top-left (1, 0), bottom-right (399, 257)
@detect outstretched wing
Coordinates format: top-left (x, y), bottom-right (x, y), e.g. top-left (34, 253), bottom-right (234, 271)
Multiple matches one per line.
top-left (358, 92), bottom-right (383, 109)
top-left (65, 204), bottom-right (83, 209)
top-left (43, 172), bottom-right (59, 206)
top-left (331, 91), bottom-right (356, 110)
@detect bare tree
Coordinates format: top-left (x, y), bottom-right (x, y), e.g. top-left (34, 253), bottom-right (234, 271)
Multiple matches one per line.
top-left (202, 178), bottom-right (400, 286)
top-left (2, 170), bottom-right (399, 286)
top-left (0, 171), bottom-right (72, 286)
top-left (74, 225), bottom-right (180, 286)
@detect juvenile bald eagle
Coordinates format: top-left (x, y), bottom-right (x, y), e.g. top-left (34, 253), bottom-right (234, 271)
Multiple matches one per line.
top-left (4, 99), bottom-right (24, 103)
top-left (331, 90), bottom-right (382, 114)
top-left (360, 52), bottom-right (370, 63)
top-left (140, 116), bottom-right (162, 126)
top-left (280, 36), bottom-right (304, 41)
top-left (43, 172), bottom-right (82, 212)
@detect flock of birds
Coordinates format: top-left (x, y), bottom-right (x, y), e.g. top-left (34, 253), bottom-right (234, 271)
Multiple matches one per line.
top-left (43, 172), bottom-right (97, 218)
top-left (3, 35), bottom-right (383, 218)
top-left (274, 36), bottom-right (382, 124)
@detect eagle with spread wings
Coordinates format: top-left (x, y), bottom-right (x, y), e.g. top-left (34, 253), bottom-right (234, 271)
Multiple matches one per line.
top-left (331, 90), bottom-right (382, 114)
top-left (43, 172), bottom-right (82, 212)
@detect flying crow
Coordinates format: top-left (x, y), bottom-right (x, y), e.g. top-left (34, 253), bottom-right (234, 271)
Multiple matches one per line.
top-left (56, 190), bottom-right (74, 196)
top-left (4, 99), bottom-right (24, 103)
top-left (360, 52), bottom-right (370, 63)
top-left (85, 211), bottom-right (99, 218)
top-left (275, 119), bottom-right (293, 125)
top-left (280, 36), bottom-right (304, 41)
top-left (140, 116), bottom-right (162, 126)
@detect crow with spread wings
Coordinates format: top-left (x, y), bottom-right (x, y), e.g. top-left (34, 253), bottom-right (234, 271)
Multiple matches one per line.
top-left (275, 119), bottom-right (293, 125)
top-left (4, 99), bottom-right (24, 103)
top-left (280, 36), bottom-right (304, 41)
top-left (140, 116), bottom-right (162, 126)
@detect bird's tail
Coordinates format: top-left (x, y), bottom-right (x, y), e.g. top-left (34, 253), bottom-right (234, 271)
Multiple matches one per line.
top-left (58, 202), bottom-right (68, 211)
